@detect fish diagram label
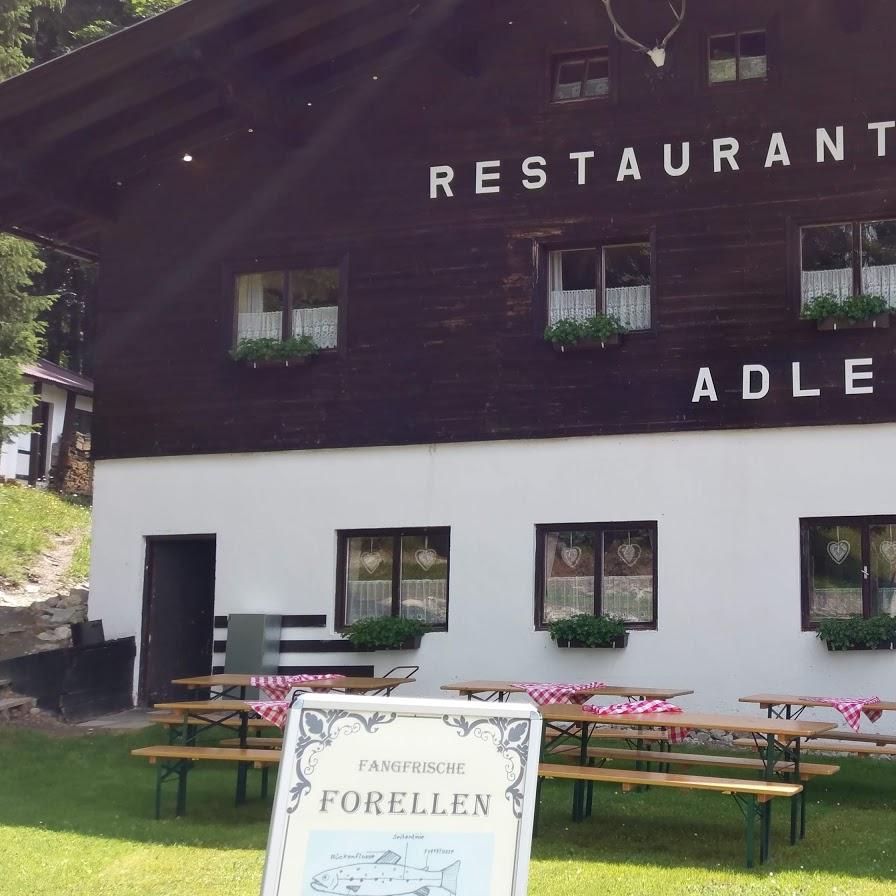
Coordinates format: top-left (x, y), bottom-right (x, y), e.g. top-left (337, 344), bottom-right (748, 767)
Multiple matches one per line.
top-left (305, 834), bottom-right (494, 896)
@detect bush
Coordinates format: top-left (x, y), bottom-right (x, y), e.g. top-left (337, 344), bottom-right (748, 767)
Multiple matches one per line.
top-left (801, 293), bottom-right (891, 322)
top-left (817, 615), bottom-right (896, 650)
top-left (230, 335), bottom-right (320, 362)
top-left (544, 314), bottom-right (625, 346)
top-left (548, 614), bottom-right (628, 647)
top-left (341, 616), bottom-right (428, 650)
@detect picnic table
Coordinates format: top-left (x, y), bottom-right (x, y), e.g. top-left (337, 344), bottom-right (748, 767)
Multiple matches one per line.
top-left (172, 673), bottom-right (415, 699)
top-left (538, 704), bottom-right (836, 850)
top-left (739, 693), bottom-right (896, 720)
top-left (440, 680), bottom-right (694, 703)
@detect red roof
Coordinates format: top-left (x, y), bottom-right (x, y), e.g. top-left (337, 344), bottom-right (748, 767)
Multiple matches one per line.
top-left (22, 359), bottom-right (93, 396)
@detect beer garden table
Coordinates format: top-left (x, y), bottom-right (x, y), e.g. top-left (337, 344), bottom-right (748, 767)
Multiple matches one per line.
top-left (538, 704), bottom-right (837, 837)
top-left (172, 673), bottom-right (415, 699)
top-left (440, 680), bottom-right (694, 703)
top-left (739, 693), bottom-right (896, 720)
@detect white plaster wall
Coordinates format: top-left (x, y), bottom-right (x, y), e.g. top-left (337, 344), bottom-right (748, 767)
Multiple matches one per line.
top-left (0, 409), bottom-right (32, 479)
top-left (90, 424), bottom-right (896, 731)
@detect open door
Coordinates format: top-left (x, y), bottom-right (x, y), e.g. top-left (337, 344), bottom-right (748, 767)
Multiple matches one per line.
top-left (139, 536), bottom-right (217, 705)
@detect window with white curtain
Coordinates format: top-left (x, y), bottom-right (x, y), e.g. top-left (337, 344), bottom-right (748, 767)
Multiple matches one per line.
top-left (548, 243), bottom-right (652, 331)
top-left (800, 220), bottom-right (896, 308)
top-left (235, 266), bottom-right (340, 348)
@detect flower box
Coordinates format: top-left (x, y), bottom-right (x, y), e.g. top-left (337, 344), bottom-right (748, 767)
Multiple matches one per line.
top-left (552, 334), bottom-right (622, 353)
top-left (816, 313), bottom-right (891, 331)
top-left (824, 640), bottom-right (894, 652)
top-left (555, 633), bottom-right (629, 649)
top-left (358, 635), bottom-right (423, 651)
top-left (239, 356), bottom-right (315, 369)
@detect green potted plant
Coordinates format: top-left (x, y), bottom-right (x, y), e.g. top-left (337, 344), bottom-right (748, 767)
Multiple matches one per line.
top-left (341, 616), bottom-right (428, 651)
top-left (801, 293), bottom-right (892, 331)
top-left (548, 614), bottom-right (629, 648)
top-left (230, 335), bottom-right (321, 367)
top-left (816, 615), bottom-right (896, 651)
top-left (544, 314), bottom-right (626, 352)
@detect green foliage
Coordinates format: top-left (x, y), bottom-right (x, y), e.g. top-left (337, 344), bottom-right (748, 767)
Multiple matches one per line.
top-left (0, 236), bottom-right (53, 443)
top-left (801, 293), bottom-right (891, 322)
top-left (230, 336), bottom-right (320, 363)
top-left (340, 616), bottom-right (428, 650)
top-left (548, 613), bottom-right (628, 647)
top-left (0, 482), bottom-right (91, 584)
top-left (817, 615), bottom-right (896, 650)
top-left (544, 314), bottom-right (626, 346)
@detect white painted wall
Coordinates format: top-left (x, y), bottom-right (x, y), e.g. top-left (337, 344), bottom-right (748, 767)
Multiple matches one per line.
top-left (90, 424), bottom-right (896, 731)
top-left (0, 408), bottom-right (33, 479)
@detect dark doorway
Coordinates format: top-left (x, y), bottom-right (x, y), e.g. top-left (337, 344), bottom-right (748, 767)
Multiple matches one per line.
top-left (139, 536), bottom-right (217, 705)
top-left (28, 401), bottom-right (52, 484)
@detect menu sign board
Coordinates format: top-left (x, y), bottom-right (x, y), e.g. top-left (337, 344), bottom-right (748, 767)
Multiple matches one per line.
top-left (260, 693), bottom-right (543, 896)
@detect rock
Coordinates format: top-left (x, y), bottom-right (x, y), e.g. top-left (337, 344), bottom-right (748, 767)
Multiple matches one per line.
top-left (24, 584), bottom-right (39, 594)
top-left (29, 707), bottom-right (41, 715)
top-left (45, 607), bottom-right (81, 625)
top-left (68, 585), bottom-right (89, 605)
top-left (36, 626), bottom-right (70, 642)
top-left (0, 626), bottom-right (27, 635)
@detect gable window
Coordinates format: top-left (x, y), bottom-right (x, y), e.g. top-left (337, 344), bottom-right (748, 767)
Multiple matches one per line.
top-left (235, 266), bottom-right (340, 349)
top-left (551, 49), bottom-right (609, 102)
top-left (337, 528), bottom-right (450, 629)
top-left (535, 523), bottom-right (657, 629)
top-left (801, 517), bottom-right (896, 628)
top-left (708, 31), bottom-right (767, 84)
top-left (800, 219), bottom-right (896, 308)
top-left (548, 243), bottom-right (652, 331)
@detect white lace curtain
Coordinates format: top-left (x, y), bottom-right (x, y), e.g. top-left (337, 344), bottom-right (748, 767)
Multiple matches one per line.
top-left (236, 273), bottom-right (338, 346)
top-left (802, 264), bottom-right (896, 307)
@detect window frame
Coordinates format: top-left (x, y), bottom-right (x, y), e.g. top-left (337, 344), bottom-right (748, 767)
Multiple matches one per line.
top-left (335, 526), bottom-right (451, 632)
top-left (548, 46), bottom-right (613, 106)
top-left (792, 216), bottom-right (896, 312)
top-left (534, 521), bottom-right (658, 631)
top-left (706, 29), bottom-right (769, 87)
top-left (539, 230), bottom-right (658, 335)
top-left (227, 253), bottom-right (349, 355)
top-left (800, 515), bottom-right (896, 630)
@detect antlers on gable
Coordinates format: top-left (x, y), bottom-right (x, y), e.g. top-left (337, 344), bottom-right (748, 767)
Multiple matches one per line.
top-left (601, 0), bottom-right (687, 68)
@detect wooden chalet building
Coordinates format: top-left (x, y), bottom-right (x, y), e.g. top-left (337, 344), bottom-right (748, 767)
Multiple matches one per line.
top-left (1, 0), bottom-right (894, 708)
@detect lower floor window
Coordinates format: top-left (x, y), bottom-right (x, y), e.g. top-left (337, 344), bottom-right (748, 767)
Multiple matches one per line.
top-left (535, 522), bottom-right (657, 628)
top-left (801, 516), bottom-right (896, 627)
top-left (337, 528), bottom-right (450, 628)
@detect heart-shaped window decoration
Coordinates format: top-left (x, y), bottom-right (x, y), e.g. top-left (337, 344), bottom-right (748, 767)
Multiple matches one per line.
top-left (560, 546), bottom-right (582, 569)
top-left (618, 543), bottom-right (642, 567)
top-left (880, 541), bottom-right (896, 567)
top-left (827, 541), bottom-right (851, 565)
top-left (415, 548), bottom-right (438, 571)
top-left (360, 551), bottom-right (383, 575)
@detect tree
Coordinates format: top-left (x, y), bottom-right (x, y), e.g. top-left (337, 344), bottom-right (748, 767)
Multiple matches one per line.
top-left (0, 1), bottom-right (62, 442)
top-left (0, 237), bottom-right (53, 442)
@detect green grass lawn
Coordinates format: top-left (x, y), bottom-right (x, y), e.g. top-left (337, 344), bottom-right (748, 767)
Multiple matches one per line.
top-left (0, 726), bottom-right (894, 896)
top-left (0, 483), bottom-right (91, 584)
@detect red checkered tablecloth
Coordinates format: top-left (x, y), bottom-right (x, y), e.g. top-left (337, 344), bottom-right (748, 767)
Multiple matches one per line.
top-left (250, 674), bottom-right (346, 700)
top-left (801, 696), bottom-right (883, 732)
top-left (513, 681), bottom-right (606, 706)
top-left (248, 700), bottom-right (290, 730)
top-left (583, 699), bottom-right (690, 743)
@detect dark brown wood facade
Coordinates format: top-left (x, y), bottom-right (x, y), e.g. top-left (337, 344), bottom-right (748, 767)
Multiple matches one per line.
top-left (3, 0), bottom-right (896, 460)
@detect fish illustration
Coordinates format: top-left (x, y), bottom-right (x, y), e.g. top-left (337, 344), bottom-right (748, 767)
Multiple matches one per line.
top-left (310, 850), bottom-right (460, 896)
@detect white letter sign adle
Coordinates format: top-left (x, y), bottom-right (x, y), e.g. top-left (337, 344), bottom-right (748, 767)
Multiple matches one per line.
top-left (260, 694), bottom-right (543, 896)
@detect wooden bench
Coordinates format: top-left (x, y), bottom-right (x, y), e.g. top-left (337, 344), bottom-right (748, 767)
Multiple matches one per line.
top-left (131, 745), bottom-right (282, 817)
top-left (734, 737), bottom-right (896, 758)
top-left (537, 762), bottom-right (802, 867)
top-left (219, 736), bottom-right (282, 749)
top-left (150, 713), bottom-right (277, 730)
top-left (809, 730), bottom-right (896, 747)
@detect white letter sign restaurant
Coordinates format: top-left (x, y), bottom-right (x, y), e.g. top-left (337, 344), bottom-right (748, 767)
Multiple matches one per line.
top-left (260, 694), bottom-right (543, 896)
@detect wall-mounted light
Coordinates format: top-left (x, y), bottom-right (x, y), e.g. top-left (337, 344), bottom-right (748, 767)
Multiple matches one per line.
top-left (182, 153), bottom-right (193, 162)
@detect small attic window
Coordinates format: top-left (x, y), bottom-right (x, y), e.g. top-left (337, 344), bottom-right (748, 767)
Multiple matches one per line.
top-left (708, 31), bottom-right (767, 84)
top-left (551, 49), bottom-right (610, 102)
